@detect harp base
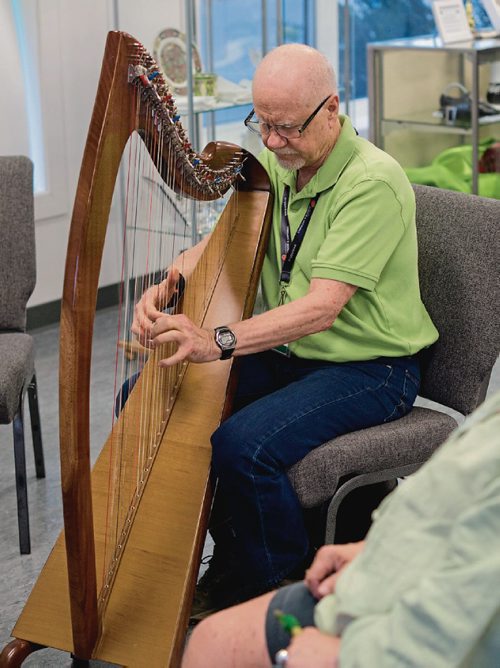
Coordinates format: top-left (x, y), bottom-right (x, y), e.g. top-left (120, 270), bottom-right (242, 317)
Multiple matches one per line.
top-left (0, 639), bottom-right (44, 667)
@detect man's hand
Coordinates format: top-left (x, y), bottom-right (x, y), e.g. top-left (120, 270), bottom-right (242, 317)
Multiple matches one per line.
top-left (286, 627), bottom-right (340, 668)
top-left (130, 262), bottom-right (229, 366)
top-left (149, 314), bottom-right (221, 366)
top-left (131, 267), bottom-right (182, 344)
top-left (305, 542), bottom-right (365, 599)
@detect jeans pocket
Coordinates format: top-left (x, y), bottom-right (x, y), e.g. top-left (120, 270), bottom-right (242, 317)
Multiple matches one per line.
top-left (405, 367), bottom-right (420, 390)
top-left (383, 368), bottom-right (419, 424)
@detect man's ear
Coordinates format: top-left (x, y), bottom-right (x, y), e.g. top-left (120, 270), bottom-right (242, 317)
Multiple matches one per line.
top-left (328, 95), bottom-right (340, 116)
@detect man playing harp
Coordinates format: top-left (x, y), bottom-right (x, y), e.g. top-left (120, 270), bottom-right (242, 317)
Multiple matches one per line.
top-left (132, 44), bottom-right (438, 619)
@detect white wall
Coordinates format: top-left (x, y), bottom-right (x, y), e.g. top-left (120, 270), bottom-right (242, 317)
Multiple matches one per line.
top-left (117, 0), bottom-right (186, 49)
top-left (33, 0), bottom-right (114, 307)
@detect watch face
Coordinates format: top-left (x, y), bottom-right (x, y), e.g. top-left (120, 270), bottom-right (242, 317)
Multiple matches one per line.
top-left (215, 327), bottom-right (236, 359)
top-left (218, 330), bottom-right (236, 347)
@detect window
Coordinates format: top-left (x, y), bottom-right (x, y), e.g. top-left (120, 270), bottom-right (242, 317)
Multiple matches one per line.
top-left (196, 0), bottom-right (316, 143)
top-left (339, 0), bottom-right (493, 104)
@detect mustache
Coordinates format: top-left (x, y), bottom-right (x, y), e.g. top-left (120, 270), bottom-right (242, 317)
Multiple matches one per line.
top-left (274, 150), bottom-right (298, 158)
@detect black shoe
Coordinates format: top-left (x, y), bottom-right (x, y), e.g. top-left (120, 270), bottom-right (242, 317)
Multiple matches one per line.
top-left (189, 548), bottom-right (316, 623)
top-left (190, 553), bottom-right (240, 622)
top-left (190, 571), bottom-right (278, 623)
top-left (190, 550), bottom-right (283, 623)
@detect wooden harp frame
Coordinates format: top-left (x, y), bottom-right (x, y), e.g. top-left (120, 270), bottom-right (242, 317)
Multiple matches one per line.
top-left (1, 31), bottom-right (272, 667)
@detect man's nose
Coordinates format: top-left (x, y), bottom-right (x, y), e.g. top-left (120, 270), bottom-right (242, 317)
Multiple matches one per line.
top-left (264, 127), bottom-right (288, 149)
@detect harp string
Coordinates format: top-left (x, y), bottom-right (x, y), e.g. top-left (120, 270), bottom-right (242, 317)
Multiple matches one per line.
top-left (102, 131), bottom-right (142, 586)
top-left (98, 146), bottom-right (191, 598)
top-left (97, 42), bottom-right (245, 609)
top-left (102, 130), bottom-right (136, 583)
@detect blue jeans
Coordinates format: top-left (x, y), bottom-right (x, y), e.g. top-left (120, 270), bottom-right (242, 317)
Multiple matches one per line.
top-left (211, 350), bottom-right (420, 592)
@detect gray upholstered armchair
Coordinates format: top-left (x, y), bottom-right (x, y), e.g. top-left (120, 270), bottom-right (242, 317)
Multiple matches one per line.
top-left (288, 184), bottom-right (500, 544)
top-left (0, 155), bottom-right (45, 554)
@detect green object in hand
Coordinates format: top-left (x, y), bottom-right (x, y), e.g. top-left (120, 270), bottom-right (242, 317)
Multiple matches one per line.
top-left (274, 609), bottom-right (302, 636)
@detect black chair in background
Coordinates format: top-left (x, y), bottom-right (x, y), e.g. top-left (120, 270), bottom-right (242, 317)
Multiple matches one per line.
top-left (0, 155), bottom-right (45, 554)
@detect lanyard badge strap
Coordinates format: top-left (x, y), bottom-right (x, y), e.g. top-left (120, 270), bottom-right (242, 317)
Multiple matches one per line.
top-left (280, 185), bottom-right (321, 285)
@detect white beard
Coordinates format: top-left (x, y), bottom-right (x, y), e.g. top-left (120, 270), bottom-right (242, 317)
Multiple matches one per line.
top-left (274, 152), bottom-right (306, 171)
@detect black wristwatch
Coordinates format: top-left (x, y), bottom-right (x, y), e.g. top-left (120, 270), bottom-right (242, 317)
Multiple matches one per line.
top-left (214, 326), bottom-right (237, 360)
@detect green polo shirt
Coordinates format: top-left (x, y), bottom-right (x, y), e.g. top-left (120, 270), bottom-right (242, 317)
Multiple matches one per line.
top-left (258, 115), bottom-right (438, 362)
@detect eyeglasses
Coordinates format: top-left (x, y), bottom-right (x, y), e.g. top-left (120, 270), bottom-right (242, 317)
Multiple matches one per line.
top-left (244, 94), bottom-right (331, 140)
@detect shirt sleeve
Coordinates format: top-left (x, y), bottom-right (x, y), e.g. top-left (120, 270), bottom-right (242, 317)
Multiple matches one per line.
top-left (337, 477), bottom-right (500, 667)
top-left (311, 179), bottom-right (407, 291)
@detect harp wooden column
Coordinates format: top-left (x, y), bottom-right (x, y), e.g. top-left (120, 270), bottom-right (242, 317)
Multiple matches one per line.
top-left (0, 31), bottom-right (272, 668)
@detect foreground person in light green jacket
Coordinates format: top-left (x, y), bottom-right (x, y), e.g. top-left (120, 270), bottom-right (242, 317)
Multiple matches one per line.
top-left (183, 391), bottom-right (500, 668)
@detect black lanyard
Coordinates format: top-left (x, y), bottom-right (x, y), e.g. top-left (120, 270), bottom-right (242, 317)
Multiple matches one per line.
top-left (280, 185), bottom-right (321, 284)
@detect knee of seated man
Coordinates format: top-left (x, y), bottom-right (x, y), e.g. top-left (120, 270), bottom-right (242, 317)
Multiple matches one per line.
top-left (211, 416), bottom-right (266, 476)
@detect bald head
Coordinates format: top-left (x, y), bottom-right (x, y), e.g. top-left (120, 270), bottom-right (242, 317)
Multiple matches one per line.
top-left (252, 44), bottom-right (337, 109)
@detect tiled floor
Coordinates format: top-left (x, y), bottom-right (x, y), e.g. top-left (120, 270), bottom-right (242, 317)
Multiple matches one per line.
top-left (0, 306), bottom-right (498, 666)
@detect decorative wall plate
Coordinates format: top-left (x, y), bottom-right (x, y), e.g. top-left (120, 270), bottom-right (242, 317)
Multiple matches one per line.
top-left (153, 27), bottom-right (202, 95)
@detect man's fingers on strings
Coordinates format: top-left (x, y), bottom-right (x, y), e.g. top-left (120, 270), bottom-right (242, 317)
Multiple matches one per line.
top-left (165, 266), bottom-right (180, 291)
top-left (151, 326), bottom-right (177, 348)
top-left (150, 313), bottom-right (173, 336)
top-left (157, 349), bottom-right (185, 368)
top-left (131, 313), bottom-right (159, 348)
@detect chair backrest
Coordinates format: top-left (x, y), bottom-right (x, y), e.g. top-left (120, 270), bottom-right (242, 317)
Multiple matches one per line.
top-left (414, 184), bottom-right (500, 416)
top-left (0, 156), bottom-right (36, 331)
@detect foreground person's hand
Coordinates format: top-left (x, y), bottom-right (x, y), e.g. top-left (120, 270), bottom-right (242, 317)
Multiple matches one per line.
top-left (306, 542), bottom-right (365, 599)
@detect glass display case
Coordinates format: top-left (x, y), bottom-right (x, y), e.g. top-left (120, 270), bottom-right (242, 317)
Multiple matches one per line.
top-left (368, 35), bottom-right (500, 194)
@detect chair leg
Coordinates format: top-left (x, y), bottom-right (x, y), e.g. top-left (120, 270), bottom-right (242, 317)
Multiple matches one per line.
top-left (325, 478), bottom-right (399, 544)
top-left (334, 480), bottom-right (398, 544)
top-left (12, 404), bottom-right (31, 555)
top-left (27, 374), bottom-right (45, 479)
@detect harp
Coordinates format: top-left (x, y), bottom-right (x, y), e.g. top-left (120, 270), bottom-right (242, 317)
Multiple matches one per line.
top-left (1, 31), bottom-right (272, 667)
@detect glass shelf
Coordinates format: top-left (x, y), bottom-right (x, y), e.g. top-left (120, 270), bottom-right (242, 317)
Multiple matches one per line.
top-left (368, 34), bottom-right (500, 57)
top-left (382, 110), bottom-right (500, 134)
top-left (175, 94), bottom-right (252, 116)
